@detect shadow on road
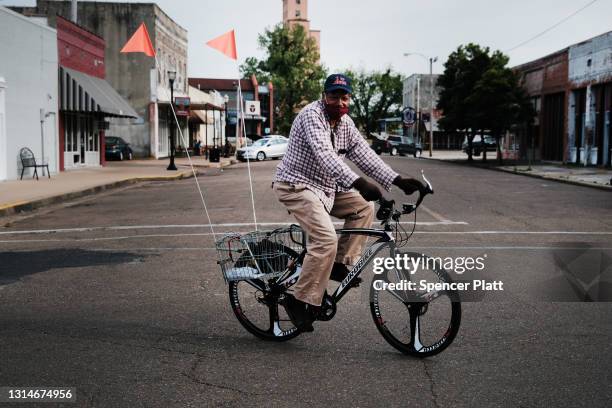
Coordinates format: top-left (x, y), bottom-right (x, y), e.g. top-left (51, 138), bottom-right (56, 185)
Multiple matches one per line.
top-left (0, 249), bottom-right (141, 285)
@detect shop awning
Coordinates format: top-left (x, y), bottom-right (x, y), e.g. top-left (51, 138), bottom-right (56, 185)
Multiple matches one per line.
top-left (188, 86), bottom-right (224, 110)
top-left (191, 110), bottom-right (212, 124)
top-left (59, 66), bottom-right (139, 118)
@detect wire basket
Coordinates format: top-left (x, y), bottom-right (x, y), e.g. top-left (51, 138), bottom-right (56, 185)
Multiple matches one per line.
top-left (216, 225), bottom-right (305, 282)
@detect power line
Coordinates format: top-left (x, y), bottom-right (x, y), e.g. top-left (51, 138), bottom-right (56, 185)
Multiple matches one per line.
top-left (506, 0), bottom-right (600, 52)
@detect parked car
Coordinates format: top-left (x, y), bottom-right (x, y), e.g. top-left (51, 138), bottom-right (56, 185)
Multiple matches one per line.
top-left (236, 135), bottom-right (288, 161)
top-left (462, 135), bottom-right (497, 156)
top-left (371, 134), bottom-right (422, 158)
top-left (104, 136), bottom-right (133, 161)
top-left (227, 136), bottom-right (253, 146)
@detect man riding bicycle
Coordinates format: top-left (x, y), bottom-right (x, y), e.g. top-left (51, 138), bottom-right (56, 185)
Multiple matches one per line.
top-left (273, 73), bottom-right (424, 332)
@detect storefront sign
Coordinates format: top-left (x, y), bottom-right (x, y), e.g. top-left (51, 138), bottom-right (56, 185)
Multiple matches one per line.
top-left (174, 97), bottom-right (190, 116)
top-left (245, 100), bottom-right (260, 116)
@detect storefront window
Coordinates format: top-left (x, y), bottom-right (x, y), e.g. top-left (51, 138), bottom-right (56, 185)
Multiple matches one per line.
top-left (64, 115), bottom-right (69, 151)
top-left (72, 116), bottom-right (77, 152)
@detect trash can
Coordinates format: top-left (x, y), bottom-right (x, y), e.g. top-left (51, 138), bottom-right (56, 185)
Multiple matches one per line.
top-left (209, 147), bottom-right (221, 163)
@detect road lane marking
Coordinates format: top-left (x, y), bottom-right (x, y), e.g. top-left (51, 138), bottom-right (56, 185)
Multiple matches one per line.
top-left (0, 221), bottom-right (468, 236)
top-left (3, 245), bottom-right (612, 251)
top-left (77, 246), bottom-right (612, 251)
top-left (2, 231), bottom-right (612, 244)
top-left (419, 204), bottom-right (452, 223)
top-left (2, 229), bottom-right (612, 237)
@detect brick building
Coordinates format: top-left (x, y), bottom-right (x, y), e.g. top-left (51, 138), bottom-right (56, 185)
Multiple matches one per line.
top-left (514, 49), bottom-right (568, 162)
top-left (11, 0), bottom-right (189, 159)
top-left (567, 31), bottom-right (612, 166)
top-left (514, 30), bottom-right (612, 166)
top-left (56, 15), bottom-right (137, 169)
top-left (189, 76), bottom-right (274, 139)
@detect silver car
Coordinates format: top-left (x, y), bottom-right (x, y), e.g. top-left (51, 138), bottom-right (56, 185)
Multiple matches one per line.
top-left (236, 135), bottom-right (288, 161)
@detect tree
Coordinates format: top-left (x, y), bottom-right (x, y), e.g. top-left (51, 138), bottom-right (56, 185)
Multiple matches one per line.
top-left (239, 24), bottom-right (326, 135)
top-left (240, 57), bottom-right (269, 83)
top-left (437, 44), bottom-right (495, 162)
top-left (468, 58), bottom-right (535, 163)
top-left (437, 44), bottom-right (534, 163)
top-left (345, 68), bottom-right (403, 136)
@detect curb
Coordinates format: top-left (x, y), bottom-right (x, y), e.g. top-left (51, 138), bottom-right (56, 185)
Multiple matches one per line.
top-left (0, 160), bottom-right (236, 218)
top-left (421, 156), bottom-right (612, 192)
top-left (495, 167), bottom-right (612, 191)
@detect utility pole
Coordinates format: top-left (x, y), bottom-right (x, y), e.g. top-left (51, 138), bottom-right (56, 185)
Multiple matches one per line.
top-left (416, 77), bottom-right (420, 145)
top-left (167, 70), bottom-right (177, 171)
top-left (428, 57), bottom-right (437, 157)
top-left (40, 108), bottom-right (45, 176)
top-left (71, 0), bottom-right (77, 22)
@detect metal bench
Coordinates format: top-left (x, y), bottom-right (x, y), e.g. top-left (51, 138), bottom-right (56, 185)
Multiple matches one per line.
top-left (19, 147), bottom-right (50, 180)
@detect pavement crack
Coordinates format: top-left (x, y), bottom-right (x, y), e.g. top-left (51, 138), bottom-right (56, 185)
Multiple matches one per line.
top-left (421, 359), bottom-right (440, 408)
top-left (181, 356), bottom-right (265, 396)
top-left (14, 326), bottom-right (203, 357)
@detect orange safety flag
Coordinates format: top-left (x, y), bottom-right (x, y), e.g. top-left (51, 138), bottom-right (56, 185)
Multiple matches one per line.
top-left (206, 30), bottom-right (237, 60)
top-left (120, 22), bottom-right (156, 57)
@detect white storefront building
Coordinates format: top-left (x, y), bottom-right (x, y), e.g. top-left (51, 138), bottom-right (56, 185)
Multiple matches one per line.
top-left (0, 6), bottom-right (59, 181)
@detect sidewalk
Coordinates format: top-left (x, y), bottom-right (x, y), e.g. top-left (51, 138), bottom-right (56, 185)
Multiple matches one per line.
top-left (0, 156), bottom-right (235, 217)
top-left (421, 150), bottom-right (612, 190)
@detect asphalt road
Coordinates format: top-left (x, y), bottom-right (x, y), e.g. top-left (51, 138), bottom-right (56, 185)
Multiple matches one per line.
top-left (1, 156), bottom-right (611, 407)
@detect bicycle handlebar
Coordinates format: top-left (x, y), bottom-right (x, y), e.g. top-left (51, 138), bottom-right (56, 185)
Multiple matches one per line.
top-left (376, 170), bottom-right (433, 224)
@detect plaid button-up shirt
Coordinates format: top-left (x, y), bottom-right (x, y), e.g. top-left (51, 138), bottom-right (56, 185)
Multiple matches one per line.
top-left (275, 100), bottom-right (399, 212)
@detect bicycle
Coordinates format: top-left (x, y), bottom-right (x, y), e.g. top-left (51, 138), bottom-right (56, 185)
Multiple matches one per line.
top-left (216, 172), bottom-right (461, 357)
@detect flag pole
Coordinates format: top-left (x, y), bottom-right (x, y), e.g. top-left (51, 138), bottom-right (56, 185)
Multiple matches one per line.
top-left (155, 55), bottom-right (217, 241)
top-left (165, 76), bottom-right (217, 240)
top-left (236, 71), bottom-right (258, 231)
top-left (206, 29), bottom-right (258, 231)
top-left (120, 22), bottom-right (217, 240)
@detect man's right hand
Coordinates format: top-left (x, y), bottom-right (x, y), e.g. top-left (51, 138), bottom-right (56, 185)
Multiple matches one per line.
top-left (352, 177), bottom-right (382, 201)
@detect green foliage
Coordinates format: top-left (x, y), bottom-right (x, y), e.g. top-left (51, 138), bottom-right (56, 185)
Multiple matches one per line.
top-left (436, 44), bottom-right (534, 162)
top-left (345, 68), bottom-right (403, 136)
top-left (240, 57), bottom-right (269, 83)
top-left (239, 24), bottom-right (326, 135)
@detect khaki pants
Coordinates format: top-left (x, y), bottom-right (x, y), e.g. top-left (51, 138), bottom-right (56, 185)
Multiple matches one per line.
top-left (273, 182), bottom-right (374, 306)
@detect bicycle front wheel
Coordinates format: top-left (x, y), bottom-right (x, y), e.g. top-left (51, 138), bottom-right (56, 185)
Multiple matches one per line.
top-left (370, 252), bottom-right (461, 357)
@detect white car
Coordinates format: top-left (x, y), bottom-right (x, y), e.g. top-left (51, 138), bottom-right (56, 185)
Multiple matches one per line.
top-left (236, 135), bottom-right (288, 161)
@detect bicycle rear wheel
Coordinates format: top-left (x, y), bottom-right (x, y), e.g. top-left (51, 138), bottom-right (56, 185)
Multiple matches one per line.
top-left (227, 243), bottom-right (302, 342)
top-left (370, 252), bottom-right (461, 357)
top-left (228, 279), bottom-right (300, 341)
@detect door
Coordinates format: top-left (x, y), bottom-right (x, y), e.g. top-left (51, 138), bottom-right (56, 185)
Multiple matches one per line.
top-left (83, 116), bottom-right (99, 166)
top-left (573, 88), bottom-right (587, 163)
top-left (79, 116), bottom-right (86, 164)
top-left (542, 92), bottom-right (564, 161)
top-left (276, 139), bottom-right (288, 157)
top-left (63, 114), bottom-right (99, 167)
top-left (269, 139), bottom-right (283, 157)
top-left (0, 80), bottom-right (5, 181)
top-left (63, 113), bottom-right (79, 167)
top-left (605, 83), bottom-right (611, 167)
top-left (157, 110), bottom-right (169, 158)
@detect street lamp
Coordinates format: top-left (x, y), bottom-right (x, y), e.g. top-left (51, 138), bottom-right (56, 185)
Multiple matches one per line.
top-left (404, 53), bottom-right (438, 157)
top-left (223, 94), bottom-right (229, 156)
top-left (167, 69), bottom-right (177, 171)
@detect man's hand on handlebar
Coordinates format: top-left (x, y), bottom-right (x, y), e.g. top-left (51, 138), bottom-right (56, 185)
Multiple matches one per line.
top-left (392, 176), bottom-right (425, 195)
top-left (376, 171), bottom-right (434, 222)
top-left (352, 177), bottom-right (382, 201)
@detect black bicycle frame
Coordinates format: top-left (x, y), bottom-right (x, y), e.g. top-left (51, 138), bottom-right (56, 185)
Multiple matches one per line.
top-left (275, 228), bottom-right (395, 303)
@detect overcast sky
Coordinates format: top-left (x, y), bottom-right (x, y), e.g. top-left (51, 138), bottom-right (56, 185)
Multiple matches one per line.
top-left (3, 0), bottom-right (611, 79)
